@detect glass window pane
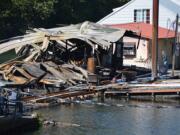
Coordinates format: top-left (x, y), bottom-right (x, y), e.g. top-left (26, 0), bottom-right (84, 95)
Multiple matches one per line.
top-left (134, 9), bottom-right (150, 23)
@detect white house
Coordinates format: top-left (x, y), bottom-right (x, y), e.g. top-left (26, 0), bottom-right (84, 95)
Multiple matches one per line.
top-left (110, 22), bottom-right (175, 69)
top-left (97, 0), bottom-right (180, 69)
top-left (98, 0), bottom-right (180, 30)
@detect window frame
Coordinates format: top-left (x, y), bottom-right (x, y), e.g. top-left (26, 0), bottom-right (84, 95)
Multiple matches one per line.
top-left (134, 9), bottom-right (150, 23)
top-left (123, 42), bottom-right (136, 57)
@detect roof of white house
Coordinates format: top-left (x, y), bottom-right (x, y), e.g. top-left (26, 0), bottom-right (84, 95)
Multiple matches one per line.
top-left (112, 0), bottom-right (136, 12)
top-left (98, 0), bottom-right (136, 24)
top-left (109, 22), bottom-right (175, 39)
top-left (97, 0), bottom-right (180, 24)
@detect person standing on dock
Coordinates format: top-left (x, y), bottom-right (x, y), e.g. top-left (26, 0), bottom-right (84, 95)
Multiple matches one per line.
top-left (159, 50), bottom-right (168, 75)
top-left (0, 89), bottom-right (8, 115)
top-left (8, 90), bottom-right (23, 114)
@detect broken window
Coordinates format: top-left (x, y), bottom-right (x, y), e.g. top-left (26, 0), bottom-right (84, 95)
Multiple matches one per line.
top-left (134, 9), bottom-right (150, 23)
top-left (123, 42), bottom-right (136, 57)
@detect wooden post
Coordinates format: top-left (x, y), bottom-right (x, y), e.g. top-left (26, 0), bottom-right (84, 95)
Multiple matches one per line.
top-left (172, 14), bottom-right (179, 77)
top-left (152, 0), bottom-right (159, 80)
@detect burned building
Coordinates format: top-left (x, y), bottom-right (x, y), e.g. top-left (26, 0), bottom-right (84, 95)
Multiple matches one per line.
top-left (0, 21), bottom-right (135, 88)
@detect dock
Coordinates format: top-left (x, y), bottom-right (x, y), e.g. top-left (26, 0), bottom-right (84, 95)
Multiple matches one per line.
top-left (23, 89), bottom-right (97, 104)
top-left (22, 80), bottom-right (180, 105)
top-left (104, 81), bottom-right (180, 98)
top-left (105, 88), bottom-right (180, 97)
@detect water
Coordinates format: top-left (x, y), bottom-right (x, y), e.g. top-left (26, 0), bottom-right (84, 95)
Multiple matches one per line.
top-left (27, 98), bottom-right (180, 135)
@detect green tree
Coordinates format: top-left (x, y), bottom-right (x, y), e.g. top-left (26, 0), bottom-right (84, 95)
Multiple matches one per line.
top-left (0, 0), bottom-right (130, 39)
top-left (0, 0), bottom-right (56, 39)
top-left (48, 0), bottom-right (129, 25)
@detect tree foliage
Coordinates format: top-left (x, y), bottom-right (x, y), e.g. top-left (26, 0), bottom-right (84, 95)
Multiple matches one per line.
top-left (0, 0), bottom-right (56, 38)
top-left (0, 0), bottom-right (129, 39)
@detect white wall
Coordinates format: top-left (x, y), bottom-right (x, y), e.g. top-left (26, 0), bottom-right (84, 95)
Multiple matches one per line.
top-left (123, 36), bottom-right (150, 68)
top-left (98, 0), bottom-right (180, 30)
top-left (160, 0), bottom-right (180, 29)
top-left (123, 37), bottom-right (174, 69)
top-left (123, 37), bottom-right (149, 60)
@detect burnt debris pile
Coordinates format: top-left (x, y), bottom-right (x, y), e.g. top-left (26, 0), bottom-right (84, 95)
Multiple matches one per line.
top-left (0, 21), bottom-right (134, 89)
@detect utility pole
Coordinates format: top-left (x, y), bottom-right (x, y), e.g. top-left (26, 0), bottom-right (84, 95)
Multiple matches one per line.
top-left (152, 0), bottom-right (159, 80)
top-left (172, 14), bottom-right (179, 77)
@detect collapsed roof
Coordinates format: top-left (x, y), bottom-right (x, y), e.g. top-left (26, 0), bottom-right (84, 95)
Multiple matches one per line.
top-left (0, 21), bottom-right (132, 57)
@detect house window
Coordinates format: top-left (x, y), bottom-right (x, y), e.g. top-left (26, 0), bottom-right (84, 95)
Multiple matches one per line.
top-left (123, 42), bottom-right (136, 56)
top-left (134, 9), bottom-right (150, 23)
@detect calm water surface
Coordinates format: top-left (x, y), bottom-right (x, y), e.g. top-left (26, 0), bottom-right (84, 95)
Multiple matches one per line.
top-left (28, 98), bottom-right (180, 135)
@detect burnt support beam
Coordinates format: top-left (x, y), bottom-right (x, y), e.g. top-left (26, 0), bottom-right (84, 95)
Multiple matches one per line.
top-left (111, 42), bottom-right (124, 71)
top-left (151, 0), bottom-right (159, 80)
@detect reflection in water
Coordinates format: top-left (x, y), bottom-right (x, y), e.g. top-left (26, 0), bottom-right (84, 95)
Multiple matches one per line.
top-left (27, 98), bottom-right (180, 135)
